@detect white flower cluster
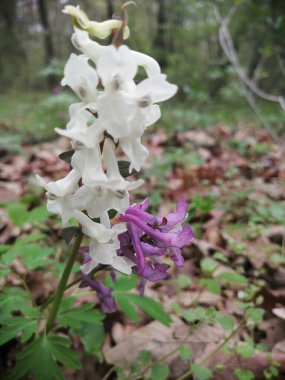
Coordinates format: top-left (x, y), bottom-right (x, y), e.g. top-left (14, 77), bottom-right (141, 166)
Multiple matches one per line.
top-left (37, 9), bottom-right (177, 275)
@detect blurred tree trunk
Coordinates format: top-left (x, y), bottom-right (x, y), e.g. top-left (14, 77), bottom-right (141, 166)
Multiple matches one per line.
top-left (106, 0), bottom-right (114, 19)
top-left (154, 0), bottom-right (167, 68)
top-left (0, 0), bottom-right (27, 89)
top-left (1, 0), bottom-right (17, 30)
top-left (37, 0), bottom-right (55, 86)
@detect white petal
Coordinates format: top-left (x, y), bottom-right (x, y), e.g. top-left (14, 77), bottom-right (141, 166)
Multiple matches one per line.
top-left (62, 53), bottom-right (98, 102)
top-left (97, 45), bottom-right (137, 87)
top-left (112, 256), bottom-right (134, 275)
top-left (131, 50), bottom-right (161, 77)
top-left (71, 28), bottom-right (107, 63)
top-left (89, 239), bottom-right (115, 265)
top-left (80, 259), bottom-right (98, 274)
top-left (96, 91), bottom-right (135, 139)
top-left (71, 145), bottom-right (107, 186)
top-left (119, 137), bottom-right (149, 172)
top-left (73, 210), bottom-right (112, 243)
top-left (136, 74), bottom-right (178, 103)
top-left (47, 170), bottom-right (80, 196)
top-left (103, 139), bottom-right (122, 181)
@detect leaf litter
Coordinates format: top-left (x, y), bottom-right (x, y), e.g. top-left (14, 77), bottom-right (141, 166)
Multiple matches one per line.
top-left (1, 123), bottom-right (285, 379)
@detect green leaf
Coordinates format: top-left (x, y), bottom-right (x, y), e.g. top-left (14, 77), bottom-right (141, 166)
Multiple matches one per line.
top-left (246, 308), bottom-right (264, 325)
top-left (48, 335), bottom-right (81, 369)
top-left (114, 293), bottom-right (140, 323)
top-left (127, 294), bottom-right (172, 326)
top-left (0, 288), bottom-right (32, 317)
top-left (26, 206), bottom-right (51, 223)
top-left (7, 203), bottom-right (28, 228)
top-left (177, 274), bottom-right (192, 289)
top-left (7, 335), bottom-right (80, 380)
top-left (213, 252), bottom-right (228, 263)
top-left (20, 244), bottom-right (54, 270)
top-left (216, 313), bottom-right (234, 332)
top-left (59, 149), bottom-right (75, 163)
top-left (235, 342), bottom-right (254, 358)
top-left (0, 317), bottom-right (37, 345)
top-left (58, 303), bottom-right (104, 329)
top-left (216, 271), bottom-right (247, 285)
top-left (7, 337), bottom-right (44, 380)
top-left (183, 307), bottom-right (206, 323)
top-left (0, 245), bottom-right (12, 254)
top-left (74, 322), bottom-right (104, 355)
top-left (179, 345), bottom-right (193, 361)
top-left (61, 226), bottom-right (81, 244)
top-left (112, 276), bottom-right (137, 291)
top-left (15, 233), bottom-right (46, 245)
top-left (0, 268), bottom-right (10, 277)
top-left (150, 363), bottom-right (169, 380)
top-left (199, 278), bottom-right (221, 294)
top-left (190, 363), bottom-right (213, 380)
top-left (201, 258), bottom-right (218, 276)
top-left (234, 369), bottom-right (254, 380)
top-left (139, 350), bottom-right (152, 364)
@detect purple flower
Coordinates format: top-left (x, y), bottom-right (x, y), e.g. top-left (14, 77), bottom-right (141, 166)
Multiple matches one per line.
top-left (81, 272), bottom-right (117, 313)
top-left (118, 197), bottom-right (194, 294)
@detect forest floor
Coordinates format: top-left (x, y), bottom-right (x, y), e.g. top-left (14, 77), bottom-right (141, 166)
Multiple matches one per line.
top-left (1, 118), bottom-right (285, 379)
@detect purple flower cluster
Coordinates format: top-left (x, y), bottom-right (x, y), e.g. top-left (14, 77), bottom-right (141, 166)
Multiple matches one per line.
top-left (118, 197), bottom-right (194, 295)
top-left (81, 198), bottom-right (194, 312)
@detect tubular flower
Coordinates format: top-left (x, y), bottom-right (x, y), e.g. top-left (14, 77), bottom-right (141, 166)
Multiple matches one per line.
top-left (118, 198), bottom-right (194, 294)
top-left (81, 273), bottom-right (117, 313)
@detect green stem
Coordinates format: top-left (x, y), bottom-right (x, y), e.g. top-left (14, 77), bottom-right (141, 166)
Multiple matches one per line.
top-left (40, 264), bottom-right (108, 312)
top-left (46, 233), bottom-right (83, 333)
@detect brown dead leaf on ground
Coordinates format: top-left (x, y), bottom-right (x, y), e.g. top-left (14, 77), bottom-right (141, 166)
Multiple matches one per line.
top-left (104, 318), bottom-right (225, 377)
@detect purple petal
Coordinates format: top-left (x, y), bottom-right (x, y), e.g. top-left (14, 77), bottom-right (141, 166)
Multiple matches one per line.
top-left (81, 272), bottom-right (117, 313)
top-left (159, 197), bottom-right (189, 232)
top-left (141, 242), bottom-right (166, 257)
top-left (121, 213), bottom-right (192, 248)
top-left (127, 222), bottom-right (145, 274)
top-left (168, 247), bottom-right (184, 266)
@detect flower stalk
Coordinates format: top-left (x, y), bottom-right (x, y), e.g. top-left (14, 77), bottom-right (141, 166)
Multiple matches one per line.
top-left (46, 233), bottom-right (83, 333)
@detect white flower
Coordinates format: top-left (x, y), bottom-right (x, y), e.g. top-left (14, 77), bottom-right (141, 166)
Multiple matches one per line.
top-left (80, 237), bottom-right (134, 275)
top-left (55, 114), bottom-right (102, 149)
top-left (72, 29), bottom-right (160, 77)
top-left (96, 70), bottom-right (177, 140)
top-left (61, 53), bottom-right (98, 105)
top-left (36, 170), bottom-right (80, 226)
top-left (72, 139), bottom-right (143, 217)
top-left (79, 212), bottom-right (134, 275)
top-left (96, 45), bottom-right (137, 88)
top-left (72, 210), bottom-right (124, 243)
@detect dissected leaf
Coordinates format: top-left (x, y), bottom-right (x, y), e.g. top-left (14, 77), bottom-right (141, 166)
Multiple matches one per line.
top-left (7, 335), bottom-right (80, 380)
top-left (112, 276), bottom-right (137, 291)
top-left (58, 303), bottom-right (104, 329)
top-left (127, 294), bottom-right (172, 326)
top-left (0, 288), bottom-right (32, 317)
top-left (114, 293), bottom-right (140, 323)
